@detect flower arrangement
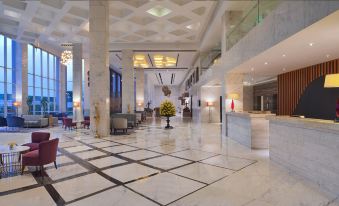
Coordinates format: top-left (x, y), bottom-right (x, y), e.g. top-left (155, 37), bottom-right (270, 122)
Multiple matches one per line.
top-left (160, 100), bottom-right (176, 117)
top-left (8, 142), bottom-right (17, 150)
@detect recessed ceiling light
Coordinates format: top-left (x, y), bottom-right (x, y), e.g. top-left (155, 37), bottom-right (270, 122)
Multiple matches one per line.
top-left (264, 62), bottom-right (268, 65)
top-left (186, 22), bottom-right (200, 30)
top-left (282, 54), bottom-right (286, 57)
top-left (326, 54), bottom-right (330, 58)
top-left (250, 67), bottom-right (254, 71)
top-left (283, 68), bottom-right (286, 71)
top-left (147, 5), bottom-right (172, 17)
top-left (309, 42), bottom-right (314, 46)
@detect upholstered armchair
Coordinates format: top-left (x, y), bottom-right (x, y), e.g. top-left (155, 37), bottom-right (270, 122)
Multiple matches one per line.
top-left (6, 116), bottom-right (24, 128)
top-left (64, 118), bottom-right (76, 130)
top-left (22, 138), bottom-right (59, 175)
top-left (22, 132), bottom-right (50, 151)
top-left (112, 118), bottom-right (128, 134)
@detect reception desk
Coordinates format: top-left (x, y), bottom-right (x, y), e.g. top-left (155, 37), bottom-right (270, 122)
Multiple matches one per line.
top-left (268, 116), bottom-right (339, 196)
top-left (225, 112), bottom-right (275, 149)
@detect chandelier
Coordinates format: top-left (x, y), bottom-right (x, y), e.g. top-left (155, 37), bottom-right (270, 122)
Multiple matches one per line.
top-left (61, 50), bottom-right (73, 65)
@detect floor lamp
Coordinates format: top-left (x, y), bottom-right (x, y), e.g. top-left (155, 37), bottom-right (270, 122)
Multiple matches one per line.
top-left (207, 101), bottom-right (214, 123)
top-left (324, 73), bottom-right (339, 122)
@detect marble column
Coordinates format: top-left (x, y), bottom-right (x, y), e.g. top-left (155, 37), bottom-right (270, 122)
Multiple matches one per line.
top-left (72, 43), bottom-right (83, 125)
top-left (59, 64), bottom-right (66, 113)
top-left (121, 49), bottom-right (134, 113)
top-left (15, 43), bottom-right (28, 116)
top-left (83, 57), bottom-right (90, 116)
top-left (221, 74), bottom-right (227, 136)
top-left (135, 67), bottom-right (144, 111)
top-left (89, 0), bottom-right (110, 137)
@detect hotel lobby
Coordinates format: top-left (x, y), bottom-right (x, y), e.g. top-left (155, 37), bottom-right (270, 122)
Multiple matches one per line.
top-left (1, 0), bottom-right (339, 205)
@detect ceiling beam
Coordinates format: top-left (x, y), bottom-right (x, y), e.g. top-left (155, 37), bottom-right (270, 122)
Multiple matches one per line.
top-left (109, 42), bottom-right (199, 51)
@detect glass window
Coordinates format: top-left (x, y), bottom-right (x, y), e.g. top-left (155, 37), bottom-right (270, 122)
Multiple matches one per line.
top-left (0, 36), bottom-right (4, 67)
top-left (0, 67), bottom-right (4, 82)
top-left (27, 44), bottom-right (60, 114)
top-left (6, 38), bottom-right (12, 69)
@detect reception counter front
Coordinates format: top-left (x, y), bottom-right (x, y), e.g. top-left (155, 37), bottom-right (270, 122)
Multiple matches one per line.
top-left (225, 112), bottom-right (275, 149)
top-left (268, 116), bottom-right (339, 196)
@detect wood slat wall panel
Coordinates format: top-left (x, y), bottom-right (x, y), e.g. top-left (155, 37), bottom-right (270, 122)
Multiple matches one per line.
top-left (277, 59), bottom-right (339, 115)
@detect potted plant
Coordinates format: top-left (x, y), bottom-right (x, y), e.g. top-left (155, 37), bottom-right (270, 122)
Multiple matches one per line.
top-left (160, 100), bottom-right (176, 129)
top-left (41, 97), bottom-right (49, 117)
top-left (26, 96), bottom-right (33, 114)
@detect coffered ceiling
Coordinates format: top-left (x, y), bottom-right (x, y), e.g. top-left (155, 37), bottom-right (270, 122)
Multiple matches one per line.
top-left (0, 0), bottom-right (216, 53)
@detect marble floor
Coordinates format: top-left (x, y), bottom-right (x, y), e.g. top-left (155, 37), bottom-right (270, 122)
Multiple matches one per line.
top-left (0, 117), bottom-right (338, 206)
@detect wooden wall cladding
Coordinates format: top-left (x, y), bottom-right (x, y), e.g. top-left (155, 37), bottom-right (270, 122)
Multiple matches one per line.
top-left (277, 59), bottom-right (339, 115)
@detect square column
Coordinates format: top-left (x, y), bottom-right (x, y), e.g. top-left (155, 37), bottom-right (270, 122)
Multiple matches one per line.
top-left (89, 0), bottom-right (110, 137)
top-left (59, 64), bottom-right (66, 113)
top-left (72, 43), bottom-right (83, 124)
top-left (83, 58), bottom-right (90, 116)
top-left (121, 50), bottom-right (135, 113)
top-left (135, 68), bottom-right (144, 111)
top-left (15, 43), bottom-right (28, 115)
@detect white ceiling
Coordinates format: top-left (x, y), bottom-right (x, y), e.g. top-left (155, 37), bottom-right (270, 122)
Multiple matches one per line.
top-left (230, 10), bottom-right (339, 85)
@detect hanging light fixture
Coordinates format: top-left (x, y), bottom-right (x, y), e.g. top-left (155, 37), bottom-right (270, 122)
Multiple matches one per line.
top-left (61, 50), bottom-right (73, 65)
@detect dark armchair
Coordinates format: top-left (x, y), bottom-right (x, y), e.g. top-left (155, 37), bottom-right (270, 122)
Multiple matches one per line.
top-left (22, 132), bottom-right (50, 151)
top-left (22, 138), bottom-right (59, 174)
top-left (0, 117), bottom-right (7, 128)
top-left (6, 116), bottom-right (24, 128)
top-left (64, 118), bottom-right (76, 130)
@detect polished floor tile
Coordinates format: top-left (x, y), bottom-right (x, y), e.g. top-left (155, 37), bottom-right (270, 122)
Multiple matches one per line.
top-left (201, 155), bottom-right (256, 171)
top-left (81, 138), bottom-right (106, 144)
top-left (89, 156), bottom-right (127, 168)
top-left (59, 141), bottom-right (83, 148)
top-left (0, 187), bottom-right (56, 206)
top-left (170, 162), bottom-right (234, 184)
top-left (90, 141), bottom-right (120, 148)
top-left (126, 140), bottom-right (162, 148)
top-left (46, 155), bottom-right (73, 167)
top-left (74, 150), bottom-right (106, 160)
top-left (46, 164), bottom-right (88, 181)
top-left (171, 149), bottom-right (217, 161)
top-left (68, 186), bottom-right (158, 206)
top-left (119, 150), bottom-right (161, 160)
top-left (102, 163), bottom-right (159, 183)
top-left (142, 155), bottom-right (191, 170)
top-left (53, 173), bottom-right (115, 202)
top-left (102, 145), bottom-right (139, 154)
top-left (148, 145), bottom-right (188, 154)
top-left (127, 172), bottom-right (204, 205)
top-left (64, 145), bottom-right (92, 153)
top-left (0, 174), bottom-right (37, 192)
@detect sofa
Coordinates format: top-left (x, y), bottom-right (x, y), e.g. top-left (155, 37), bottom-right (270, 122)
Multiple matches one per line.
top-left (22, 115), bottom-right (49, 128)
top-left (111, 118), bottom-right (128, 134)
top-left (111, 113), bottom-right (137, 129)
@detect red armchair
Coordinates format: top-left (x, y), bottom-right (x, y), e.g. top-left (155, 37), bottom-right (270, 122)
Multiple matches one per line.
top-left (64, 118), bottom-right (76, 130)
top-left (81, 116), bottom-right (90, 129)
top-left (21, 138), bottom-right (59, 174)
top-left (22, 132), bottom-right (50, 151)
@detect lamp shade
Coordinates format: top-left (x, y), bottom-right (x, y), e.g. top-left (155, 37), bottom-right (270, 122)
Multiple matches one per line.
top-left (73, 102), bottom-right (80, 108)
top-left (324, 74), bottom-right (339, 88)
top-left (228, 93), bottom-right (239, 100)
top-left (13, 101), bottom-right (21, 107)
top-left (207, 101), bottom-right (214, 106)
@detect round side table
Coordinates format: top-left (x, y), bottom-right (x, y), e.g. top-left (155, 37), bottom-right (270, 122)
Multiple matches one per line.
top-left (0, 145), bottom-right (30, 178)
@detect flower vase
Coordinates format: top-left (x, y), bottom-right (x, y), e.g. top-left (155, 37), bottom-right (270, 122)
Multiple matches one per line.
top-left (165, 116), bottom-right (173, 129)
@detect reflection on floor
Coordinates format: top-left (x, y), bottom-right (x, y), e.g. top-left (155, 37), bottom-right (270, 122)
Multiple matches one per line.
top-left (0, 117), bottom-right (338, 206)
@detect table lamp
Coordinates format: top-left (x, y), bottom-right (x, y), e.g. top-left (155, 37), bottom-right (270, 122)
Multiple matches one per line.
top-left (324, 74), bottom-right (339, 122)
top-left (228, 93), bottom-right (239, 112)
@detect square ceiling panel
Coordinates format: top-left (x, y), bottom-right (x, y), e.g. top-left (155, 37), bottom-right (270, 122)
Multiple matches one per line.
top-left (2, 0), bottom-right (27, 11)
top-left (0, 17), bottom-right (19, 26)
top-left (170, 0), bottom-right (193, 6)
top-left (135, 29), bottom-right (157, 37)
top-left (77, 30), bottom-right (89, 37)
top-left (170, 29), bottom-right (188, 36)
top-left (110, 30), bottom-right (127, 38)
top-left (110, 7), bottom-right (133, 18)
top-left (120, 0), bottom-right (148, 8)
top-left (23, 31), bottom-right (40, 38)
top-left (122, 34), bottom-right (142, 42)
top-left (192, 7), bottom-right (206, 16)
top-left (36, 7), bottom-right (56, 20)
top-left (3, 9), bottom-right (22, 19)
top-left (61, 15), bottom-right (84, 26)
top-left (51, 31), bottom-right (65, 38)
top-left (68, 6), bottom-right (89, 19)
top-left (40, 0), bottom-right (65, 10)
top-left (128, 16), bottom-right (155, 26)
top-left (32, 17), bottom-right (51, 27)
top-left (20, 36), bottom-right (34, 43)
top-left (168, 15), bottom-right (190, 25)
top-left (147, 5), bottom-right (172, 18)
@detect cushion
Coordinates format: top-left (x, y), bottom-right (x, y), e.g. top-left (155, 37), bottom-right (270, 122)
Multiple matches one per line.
top-left (22, 150), bottom-right (39, 166)
top-left (22, 143), bottom-right (39, 151)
